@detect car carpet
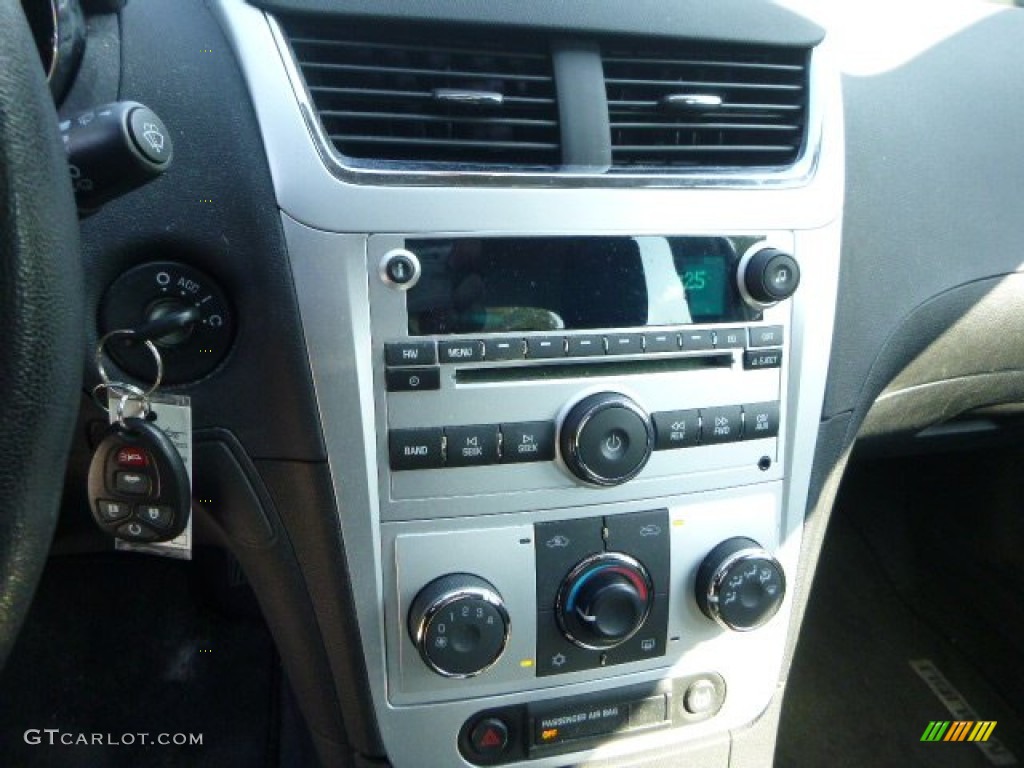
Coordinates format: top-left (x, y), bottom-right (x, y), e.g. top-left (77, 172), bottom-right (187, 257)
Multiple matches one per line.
top-left (0, 552), bottom-right (279, 767)
top-left (776, 456), bottom-right (1024, 767)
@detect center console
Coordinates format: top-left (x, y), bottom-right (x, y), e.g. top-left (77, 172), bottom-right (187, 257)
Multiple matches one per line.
top-left (215, 0), bottom-right (845, 765)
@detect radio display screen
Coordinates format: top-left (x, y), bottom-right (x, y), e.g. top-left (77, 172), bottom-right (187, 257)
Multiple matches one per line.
top-left (405, 237), bottom-right (758, 336)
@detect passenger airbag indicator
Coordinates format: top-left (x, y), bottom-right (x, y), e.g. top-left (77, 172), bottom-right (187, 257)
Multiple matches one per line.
top-left (532, 702), bottom-right (628, 746)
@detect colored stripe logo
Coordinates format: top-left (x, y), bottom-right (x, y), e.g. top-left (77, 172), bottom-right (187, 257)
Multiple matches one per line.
top-left (921, 721), bottom-right (997, 742)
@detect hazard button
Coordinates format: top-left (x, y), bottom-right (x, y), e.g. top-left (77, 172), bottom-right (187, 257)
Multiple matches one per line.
top-left (469, 717), bottom-right (510, 757)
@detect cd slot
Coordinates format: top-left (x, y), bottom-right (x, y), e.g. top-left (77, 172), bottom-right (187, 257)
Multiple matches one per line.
top-left (455, 354), bottom-right (733, 384)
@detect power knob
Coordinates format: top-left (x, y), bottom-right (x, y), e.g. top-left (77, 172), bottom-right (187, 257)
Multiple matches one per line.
top-left (738, 247), bottom-right (801, 306)
top-left (408, 574), bottom-right (510, 678)
top-left (696, 537), bottom-right (786, 631)
top-left (559, 392), bottom-right (653, 486)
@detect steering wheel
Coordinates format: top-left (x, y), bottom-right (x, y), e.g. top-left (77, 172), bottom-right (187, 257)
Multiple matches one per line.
top-left (0, 0), bottom-right (84, 668)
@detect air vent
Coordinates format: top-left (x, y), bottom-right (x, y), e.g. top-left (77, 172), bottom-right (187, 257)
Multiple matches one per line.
top-left (279, 18), bottom-right (561, 168)
top-left (603, 42), bottom-right (810, 170)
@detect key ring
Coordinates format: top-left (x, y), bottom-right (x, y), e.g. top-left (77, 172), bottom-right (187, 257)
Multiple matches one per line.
top-left (95, 329), bottom-right (164, 399)
top-left (90, 381), bottom-right (152, 426)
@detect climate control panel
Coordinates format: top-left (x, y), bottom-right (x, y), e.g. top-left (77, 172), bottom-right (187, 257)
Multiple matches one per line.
top-left (386, 489), bottom-right (789, 708)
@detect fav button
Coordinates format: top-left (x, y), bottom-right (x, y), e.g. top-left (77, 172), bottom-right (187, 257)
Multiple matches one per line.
top-left (384, 341), bottom-right (437, 366)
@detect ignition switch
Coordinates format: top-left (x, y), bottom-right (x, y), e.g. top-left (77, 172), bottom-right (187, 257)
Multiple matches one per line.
top-left (99, 261), bottom-right (234, 385)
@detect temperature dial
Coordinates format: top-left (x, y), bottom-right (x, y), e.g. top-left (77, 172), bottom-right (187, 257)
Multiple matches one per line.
top-left (557, 553), bottom-right (653, 650)
top-left (696, 537), bottom-right (786, 631)
top-left (408, 574), bottom-right (510, 678)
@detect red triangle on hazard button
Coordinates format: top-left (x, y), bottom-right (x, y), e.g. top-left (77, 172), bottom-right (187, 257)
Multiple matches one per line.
top-left (480, 728), bottom-right (503, 748)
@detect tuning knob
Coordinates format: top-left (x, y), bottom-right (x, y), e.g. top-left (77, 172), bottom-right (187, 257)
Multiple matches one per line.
top-left (560, 392), bottom-right (653, 486)
top-left (739, 248), bottom-right (801, 306)
top-left (556, 553), bottom-right (653, 649)
top-left (408, 574), bottom-right (510, 678)
top-left (696, 538), bottom-right (786, 631)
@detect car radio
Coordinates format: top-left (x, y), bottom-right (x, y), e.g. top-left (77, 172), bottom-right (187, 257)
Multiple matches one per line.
top-left (364, 233), bottom-right (798, 732)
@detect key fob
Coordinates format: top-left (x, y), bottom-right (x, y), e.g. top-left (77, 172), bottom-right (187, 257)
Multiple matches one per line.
top-left (88, 417), bottom-right (191, 543)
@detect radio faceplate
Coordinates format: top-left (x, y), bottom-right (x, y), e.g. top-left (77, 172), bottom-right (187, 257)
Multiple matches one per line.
top-left (369, 233), bottom-right (793, 520)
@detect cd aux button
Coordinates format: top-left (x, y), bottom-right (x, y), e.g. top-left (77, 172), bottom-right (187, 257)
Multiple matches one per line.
top-left (742, 402), bottom-right (780, 439)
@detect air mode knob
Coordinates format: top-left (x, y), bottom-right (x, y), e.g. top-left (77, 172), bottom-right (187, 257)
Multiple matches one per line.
top-left (739, 248), bottom-right (801, 305)
top-left (408, 574), bottom-right (510, 678)
top-left (695, 537), bottom-right (786, 631)
top-left (560, 392), bottom-right (653, 486)
top-left (557, 553), bottom-right (654, 649)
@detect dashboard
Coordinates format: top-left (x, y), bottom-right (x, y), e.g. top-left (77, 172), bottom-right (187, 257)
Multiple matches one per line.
top-left (10, 0), bottom-right (1024, 766)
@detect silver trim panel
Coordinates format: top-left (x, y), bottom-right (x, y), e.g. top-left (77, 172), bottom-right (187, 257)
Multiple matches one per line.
top-left (212, 0), bottom-right (846, 763)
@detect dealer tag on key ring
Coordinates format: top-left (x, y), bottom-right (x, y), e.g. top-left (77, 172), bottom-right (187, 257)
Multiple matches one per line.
top-left (88, 329), bottom-right (194, 560)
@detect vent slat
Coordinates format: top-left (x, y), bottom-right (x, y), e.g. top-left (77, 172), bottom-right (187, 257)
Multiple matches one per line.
top-left (330, 136), bottom-right (561, 151)
top-left (604, 41), bottom-right (810, 170)
top-left (280, 18), bottom-right (560, 167)
top-left (604, 78), bottom-right (802, 93)
top-left (308, 86), bottom-right (555, 107)
top-left (610, 122), bottom-right (800, 132)
top-left (320, 110), bottom-right (559, 128)
top-left (609, 100), bottom-right (802, 112)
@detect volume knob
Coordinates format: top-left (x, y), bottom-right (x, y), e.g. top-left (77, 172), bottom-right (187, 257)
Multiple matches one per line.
top-left (408, 574), bottom-right (510, 678)
top-left (739, 248), bottom-right (801, 306)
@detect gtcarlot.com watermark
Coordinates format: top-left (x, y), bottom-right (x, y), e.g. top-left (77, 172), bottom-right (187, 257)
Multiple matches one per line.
top-left (24, 729), bottom-right (203, 747)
